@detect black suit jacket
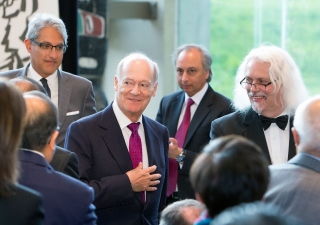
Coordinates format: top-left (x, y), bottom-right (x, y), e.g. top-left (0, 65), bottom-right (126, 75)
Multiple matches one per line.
top-left (65, 103), bottom-right (169, 225)
top-left (50, 146), bottom-right (79, 179)
top-left (0, 184), bottom-right (44, 225)
top-left (156, 86), bottom-right (233, 199)
top-left (210, 108), bottom-right (296, 164)
top-left (0, 64), bottom-right (96, 147)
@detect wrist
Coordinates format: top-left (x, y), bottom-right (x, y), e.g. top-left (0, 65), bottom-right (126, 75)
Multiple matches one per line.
top-left (176, 148), bottom-right (186, 163)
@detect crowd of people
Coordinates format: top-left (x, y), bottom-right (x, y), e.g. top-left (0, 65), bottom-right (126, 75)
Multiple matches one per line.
top-left (0, 12), bottom-right (318, 225)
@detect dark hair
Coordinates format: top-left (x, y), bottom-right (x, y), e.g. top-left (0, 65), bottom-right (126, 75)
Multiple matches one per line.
top-left (22, 91), bottom-right (58, 151)
top-left (190, 135), bottom-right (270, 218)
top-left (0, 80), bottom-right (26, 197)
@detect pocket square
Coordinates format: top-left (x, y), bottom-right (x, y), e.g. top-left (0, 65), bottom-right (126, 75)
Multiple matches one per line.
top-left (66, 111), bottom-right (79, 116)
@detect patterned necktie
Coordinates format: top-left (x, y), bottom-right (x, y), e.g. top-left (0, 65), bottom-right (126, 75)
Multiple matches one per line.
top-left (167, 98), bottom-right (195, 197)
top-left (127, 122), bottom-right (145, 203)
top-left (259, 115), bottom-right (288, 130)
top-left (40, 78), bottom-right (51, 98)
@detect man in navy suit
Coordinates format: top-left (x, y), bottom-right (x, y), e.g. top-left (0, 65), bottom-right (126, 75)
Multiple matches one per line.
top-left (0, 13), bottom-right (96, 147)
top-left (19, 91), bottom-right (97, 225)
top-left (210, 45), bottom-right (309, 164)
top-left (156, 44), bottom-right (233, 201)
top-left (65, 52), bottom-right (169, 225)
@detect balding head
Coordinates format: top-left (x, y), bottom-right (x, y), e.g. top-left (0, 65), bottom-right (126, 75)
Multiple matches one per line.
top-left (22, 91), bottom-right (58, 157)
top-left (10, 77), bottom-right (47, 94)
top-left (293, 95), bottom-right (320, 156)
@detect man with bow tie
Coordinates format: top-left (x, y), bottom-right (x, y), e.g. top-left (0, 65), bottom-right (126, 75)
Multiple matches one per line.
top-left (210, 44), bottom-right (309, 164)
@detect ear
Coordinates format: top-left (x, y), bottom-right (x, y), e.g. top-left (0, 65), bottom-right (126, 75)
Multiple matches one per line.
top-left (204, 69), bottom-right (210, 80)
top-left (195, 192), bottom-right (204, 204)
top-left (292, 127), bottom-right (300, 147)
top-left (49, 130), bottom-right (59, 151)
top-left (151, 82), bottom-right (158, 97)
top-left (24, 39), bottom-right (32, 53)
top-left (114, 76), bottom-right (119, 91)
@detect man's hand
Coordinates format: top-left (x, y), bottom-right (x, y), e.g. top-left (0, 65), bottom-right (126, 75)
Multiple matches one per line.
top-left (126, 162), bottom-right (161, 192)
top-left (169, 137), bottom-right (182, 159)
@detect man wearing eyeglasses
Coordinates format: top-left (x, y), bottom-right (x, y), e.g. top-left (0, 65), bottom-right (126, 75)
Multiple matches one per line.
top-left (210, 44), bottom-right (309, 165)
top-left (0, 13), bottom-right (96, 148)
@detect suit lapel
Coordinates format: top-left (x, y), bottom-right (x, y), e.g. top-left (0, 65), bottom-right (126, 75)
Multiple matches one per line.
top-left (242, 108), bottom-right (272, 163)
top-left (167, 93), bottom-right (184, 137)
top-left (58, 70), bottom-right (72, 125)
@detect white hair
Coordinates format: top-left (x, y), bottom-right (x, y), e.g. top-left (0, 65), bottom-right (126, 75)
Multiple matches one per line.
top-left (233, 44), bottom-right (309, 116)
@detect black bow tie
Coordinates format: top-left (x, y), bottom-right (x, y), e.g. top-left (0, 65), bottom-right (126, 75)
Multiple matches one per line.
top-left (259, 115), bottom-right (288, 130)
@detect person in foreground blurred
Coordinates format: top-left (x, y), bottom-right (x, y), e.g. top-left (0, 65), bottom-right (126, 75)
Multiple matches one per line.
top-left (190, 135), bottom-right (270, 225)
top-left (65, 52), bottom-right (168, 225)
top-left (160, 199), bottom-right (205, 225)
top-left (10, 76), bottom-right (80, 179)
top-left (264, 95), bottom-right (320, 225)
top-left (19, 91), bottom-right (97, 225)
top-left (0, 80), bottom-right (44, 225)
top-left (210, 44), bottom-right (309, 165)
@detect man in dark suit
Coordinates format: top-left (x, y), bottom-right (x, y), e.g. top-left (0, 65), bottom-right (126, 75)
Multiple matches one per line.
top-left (156, 44), bottom-right (233, 201)
top-left (264, 95), bottom-right (320, 225)
top-left (0, 13), bottom-right (96, 147)
top-left (19, 91), bottom-right (97, 225)
top-left (210, 45), bottom-right (309, 164)
top-left (0, 80), bottom-right (44, 225)
top-left (65, 52), bottom-right (168, 225)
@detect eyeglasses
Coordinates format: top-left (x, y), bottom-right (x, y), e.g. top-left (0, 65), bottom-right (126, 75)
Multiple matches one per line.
top-left (30, 39), bottom-right (68, 53)
top-left (240, 78), bottom-right (272, 90)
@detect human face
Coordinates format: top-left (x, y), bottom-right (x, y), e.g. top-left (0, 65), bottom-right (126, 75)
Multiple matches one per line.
top-left (114, 59), bottom-right (157, 122)
top-left (176, 48), bottom-right (209, 97)
top-left (24, 27), bottom-right (64, 78)
top-left (245, 60), bottom-right (285, 117)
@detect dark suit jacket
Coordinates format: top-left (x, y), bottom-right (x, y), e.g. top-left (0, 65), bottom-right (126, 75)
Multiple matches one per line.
top-left (19, 149), bottom-right (97, 225)
top-left (210, 108), bottom-right (296, 164)
top-left (65, 103), bottom-right (169, 225)
top-left (0, 184), bottom-right (44, 225)
top-left (50, 145), bottom-right (79, 179)
top-left (156, 86), bottom-right (233, 199)
top-left (0, 64), bottom-right (97, 147)
top-left (264, 153), bottom-right (320, 224)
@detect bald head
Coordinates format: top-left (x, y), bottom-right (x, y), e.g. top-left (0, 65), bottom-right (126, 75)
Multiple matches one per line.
top-left (10, 77), bottom-right (47, 94)
top-left (22, 91), bottom-right (58, 152)
top-left (293, 95), bottom-right (320, 155)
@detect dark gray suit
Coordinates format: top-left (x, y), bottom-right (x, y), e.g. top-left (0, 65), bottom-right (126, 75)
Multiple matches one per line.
top-left (210, 108), bottom-right (296, 164)
top-left (0, 64), bottom-right (96, 147)
top-left (264, 153), bottom-right (320, 225)
top-left (156, 86), bottom-right (233, 199)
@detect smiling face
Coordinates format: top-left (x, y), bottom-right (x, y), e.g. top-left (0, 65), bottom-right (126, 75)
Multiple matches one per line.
top-left (114, 59), bottom-right (157, 122)
top-left (24, 27), bottom-right (64, 78)
top-left (176, 48), bottom-right (209, 97)
top-left (245, 60), bottom-right (285, 117)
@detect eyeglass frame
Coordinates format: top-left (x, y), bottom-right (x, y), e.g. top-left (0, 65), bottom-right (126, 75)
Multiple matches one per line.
top-left (240, 77), bottom-right (272, 90)
top-left (30, 39), bottom-right (68, 53)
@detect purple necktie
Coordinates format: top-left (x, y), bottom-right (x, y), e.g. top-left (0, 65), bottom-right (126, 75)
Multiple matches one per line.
top-left (127, 122), bottom-right (145, 203)
top-left (167, 98), bottom-right (195, 197)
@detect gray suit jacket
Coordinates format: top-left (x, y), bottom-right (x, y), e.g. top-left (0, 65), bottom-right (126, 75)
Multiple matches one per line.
top-left (264, 153), bottom-right (320, 225)
top-left (0, 65), bottom-right (97, 147)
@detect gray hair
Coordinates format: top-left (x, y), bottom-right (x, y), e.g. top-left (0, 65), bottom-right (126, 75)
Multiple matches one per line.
top-left (293, 95), bottom-right (320, 152)
top-left (233, 44), bottom-right (309, 116)
top-left (160, 199), bottom-right (205, 225)
top-left (26, 13), bottom-right (68, 45)
top-left (172, 44), bottom-right (213, 82)
top-left (116, 52), bottom-right (159, 85)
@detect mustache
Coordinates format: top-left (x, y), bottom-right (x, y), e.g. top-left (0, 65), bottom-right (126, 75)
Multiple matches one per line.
top-left (248, 92), bottom-right (267, 98)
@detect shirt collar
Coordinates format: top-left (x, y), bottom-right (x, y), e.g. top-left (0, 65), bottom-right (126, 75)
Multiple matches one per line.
top-left (184, 82), bottom-right (208, 105)
top-left (112, 100), bottom-right (143, 130)
top-left (28, 64), bottom-right (58, 83)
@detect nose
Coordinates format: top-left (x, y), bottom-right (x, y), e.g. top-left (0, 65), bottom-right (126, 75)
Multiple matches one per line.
top-left (250, 83), bottom-right (259, 91)
top-left (48, 47), bottom-right (58, 58)
top-left (181, 72), bottom-right (188, 82)
top-left (130, 84), bottom-right (140, 95)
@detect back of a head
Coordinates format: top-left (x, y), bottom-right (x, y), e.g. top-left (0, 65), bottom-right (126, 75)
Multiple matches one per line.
top-left (160, 199), bottom-right (205, 225)
top-left (0, 80), bottom-right (26, 197)
top-left (293, 95), bottom-right (320, 152)
top-left (233, 44), bottom-right (309, 114)
top-left (210, 202), bottom-right (305, 225)
top-left (22, 91), bottom-right (58, 152)
top-left (10, 77), bottom-right (47, 94)
top-left (26, 13), bottom-right (68, 45)
top-left (190, 135), bottom-right (270, 218)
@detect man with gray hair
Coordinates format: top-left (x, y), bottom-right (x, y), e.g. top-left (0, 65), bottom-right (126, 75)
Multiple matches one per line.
top-left (0, 13), bottom-right (96, 147)
top-left (160, 199), bottom-right (205, 225)
top-left (156, 44), bottom-right (233, 202)
top-left (264, 95), bottom-right (320, 225)
top-left (65, 52), bottom-right (168, 225)
top-left (210, 44), bottom-right (309, 164)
